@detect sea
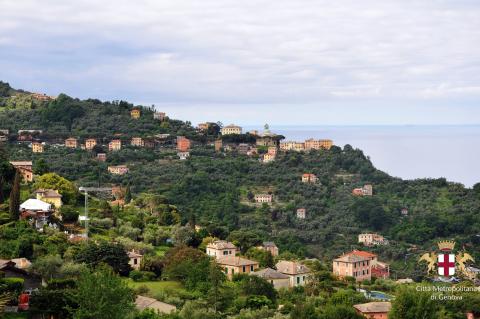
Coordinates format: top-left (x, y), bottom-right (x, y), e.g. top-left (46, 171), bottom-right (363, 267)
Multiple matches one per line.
top-left (245, 125), bottom-right (480, 188)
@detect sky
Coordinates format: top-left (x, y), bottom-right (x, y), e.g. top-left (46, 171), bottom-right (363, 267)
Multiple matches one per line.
top-left (1, 0), bottom-right (480, 125)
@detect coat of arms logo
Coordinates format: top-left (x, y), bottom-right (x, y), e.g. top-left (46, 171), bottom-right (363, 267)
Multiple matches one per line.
top-left (419, 240), bottom-right (475, 278)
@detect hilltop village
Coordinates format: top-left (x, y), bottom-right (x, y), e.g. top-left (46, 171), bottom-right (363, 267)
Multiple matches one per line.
top-left (1, 82), bottom-right (480, 319)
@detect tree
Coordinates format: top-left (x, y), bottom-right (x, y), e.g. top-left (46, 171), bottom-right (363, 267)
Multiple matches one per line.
top-left (69, 265), bottom-right (135, 319)
top-left (74, 241), bottom-right (131, 275)
top-left (34, 173), bottom-right (77, 204)
top-left (60, 205), bottom-right (80, 223)
top-left (32, 255), bottom-right (63, 282)
top-left (125, 185), bottom-right (132, 204)
top-left (0, 148), bottom-right (15, 203)
top-left (33, 158), bottom-right (49, 175)
top-left (234, 274), bottom-right (277, 306)
top-left (8, 170), bottom-right (21, 220)
top-left (319, 304), bottom-right (364, 319)
top-left (389, 287), bottom-right (440, 319)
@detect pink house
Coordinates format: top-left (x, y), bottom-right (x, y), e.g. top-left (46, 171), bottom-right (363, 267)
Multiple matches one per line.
top-left (353, 302), bottom-right (391, 319)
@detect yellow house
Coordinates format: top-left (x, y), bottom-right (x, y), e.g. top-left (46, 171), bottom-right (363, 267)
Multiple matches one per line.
top-left (131, 109), bottom-right (141, 119)
top-left (35, 189), bottom-right (63, 208)
top-left (32, 142), bottom-right (44, 153)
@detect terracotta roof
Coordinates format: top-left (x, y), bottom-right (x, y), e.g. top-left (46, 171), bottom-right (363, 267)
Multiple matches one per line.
top-left (135, 296), bottom-right (176, 314)
top-left (348, 250), bottom-right (377, 258)
top-left (9, 161), bottom-right (32, 166)
top-left (253, 268), bottom-right (289, 280)
top-left (334, 250), bottom-right (376, 263)
top-left (353, 302), bottom-right (391, 314)
top-left (217, 256), bottom-right (258, 267)
top-left (35, 189), bottom-right (62, 198)
top-left (262, 242), bottom-right (277, 248)
top-left (276, 261), bottom-right (311, 275)
top-left (128, 251), bottom-right (143, 258)
top-left (207, 240), bottom-right (236, 250)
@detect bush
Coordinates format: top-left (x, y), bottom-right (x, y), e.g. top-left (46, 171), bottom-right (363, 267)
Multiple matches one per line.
top-left (129, 270), bottom-right (156, 282)
top-left (60, 206), bottom-right (79, 223)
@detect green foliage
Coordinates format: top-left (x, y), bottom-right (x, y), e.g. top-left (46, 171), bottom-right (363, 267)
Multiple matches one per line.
top-left (74, 241), bottom-right (131, 275)
top-left (34, 173), bottom-right (77, 205)
top-left (389, 287), bottom-right (440, 319)
top-left (68, 265), bottom-right (135, 319)
top-left (8, 171), bottom-right (20, 220)
top-left (60, 205), bottom-right (80, 223)
top-left (129, 270), bottom-right (157, 282)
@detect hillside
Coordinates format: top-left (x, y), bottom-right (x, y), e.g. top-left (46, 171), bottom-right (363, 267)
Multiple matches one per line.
top-left (2, 82), bottom-right (480, 282)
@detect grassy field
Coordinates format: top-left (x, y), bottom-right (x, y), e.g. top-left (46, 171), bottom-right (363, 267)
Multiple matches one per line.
top-left (126, 279), bottom-right (184, 294)
top-left (154, 246), bottom-right (171, 257)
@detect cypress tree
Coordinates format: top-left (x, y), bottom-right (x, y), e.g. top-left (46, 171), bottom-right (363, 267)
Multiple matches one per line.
top-left (124, 185), bottom-right (132, 204)
top-left (9, 170), bottom-right (21, 220)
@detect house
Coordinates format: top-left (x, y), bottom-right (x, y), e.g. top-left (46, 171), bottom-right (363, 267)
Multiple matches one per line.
top-left (177, 152), bottom-right (190, 160)
top-left (263, 153), bottom-right (275, 163)
top-left (206, 240), bottom-right (236, 259)
top-left (0, 259), bottom-right (40, 290)
top-left (35, 189), bottom-right (63, 208)
top-left (254, 194), bottom-right (272, 203)
top-left (131, 137), bottom-right (144, 147)
top-left (197, 123), bottom-right (210, 131)
top-left (176, 136), bottom-right (191, 152)
top-left (221, 124), bottom-right (242, 135)
top-left (108, 139), bottom-right (122, 151)
top-left (333, 250), bottom-right (389, 282)
top-left (358, 233), bottom-right (388, 246)
top-left (65, 138), bottom-right (78, 148)
top-left (267, 146), bottom-right (278, 156)
top-left (253, 268), bottom-right (290, 290)
top-left (353, 302), bottom-right (391, 319)
top-left (131, 108), bottom-right (141, 119)
top-left (353, 184), bottom-right (373, 196)
top-left (108, 165), bottom-right (129, 175)
top-left (153, 112), bottom-right (166, 121)
top-left (256, 242), bottom-right (279, 256)
top-left (256, 124), bottom-right (281, 147)
top-left (11, 258), bottom-right (32, 270)
top-left (280, 141), bottom-right (305, 151)
top-left (143, 139), bottom-right (155, 149)
top-left (17, 130), bottom-right (42, 142)
top-left (247, 147), bottom-right (258, 156)
top-left (0, 129), bottom-right (9, 135)
top-left (32, 142), bottom-right (44, 153)
top-left (237, 143), bottom-right (250, 155)
top-left (128, 250), bottom-right (143, 270)
top-left (296, 208), bottom-right (306, 219)
top-left (304, 139), bottom-right (333, 150)
top-left (135, 296), bottom-right (176, 314)
top-left (97, 153), bottom-right (107, 162)
top-left (214, 139), bottom-right (223, 152)
top-left (31, 93), bottom-right (55, 101)
top-left (85, 138), bottom-right (97, 150)
top-left (401, 208), bottom-right (408, 216)
top-left (9, 161), bottom-right (33, 182)
top-left (302, 173), bottom-right (318, 184)
top-left (19, 198), bottom-right (53, 228)
top-left (216, 256), bottom-right (259, 279)
top-left (275, 260), bottom-right (311, 287)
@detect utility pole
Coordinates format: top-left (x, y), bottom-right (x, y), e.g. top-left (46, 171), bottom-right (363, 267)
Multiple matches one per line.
top-left (78, 186), bottom-right (112, 238)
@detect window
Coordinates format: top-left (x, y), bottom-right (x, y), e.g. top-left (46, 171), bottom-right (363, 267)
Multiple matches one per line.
top-left (242, 266), bottom-right (246, 272)
top-left (133, 259), bottom-right (137, 265)
top-left (250, 265), bottom-right (254, 271)
top-left (297, 277), bottom-right (300, 284)
top-left (302, 276), bottom-right (305, 281)
top-left (223, 251), bottom-right (228, 255)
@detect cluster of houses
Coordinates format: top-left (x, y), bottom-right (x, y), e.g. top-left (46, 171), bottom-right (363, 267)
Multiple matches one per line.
top-left (358, 233), bottom-right (389, 247)
top-left (280, 138), bottom-right (333, 151)
top-left (352, 184), bottom-right (373, 196)
top-left (206, 240), bottom-right (311, 289)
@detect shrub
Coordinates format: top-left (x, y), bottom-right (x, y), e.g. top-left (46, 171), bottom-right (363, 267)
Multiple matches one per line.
top-left (129, 270), bottom-right (156, 282)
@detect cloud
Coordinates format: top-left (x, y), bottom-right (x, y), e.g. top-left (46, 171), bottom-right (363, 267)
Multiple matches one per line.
top-left (0, 0), bottom-right (479, 124)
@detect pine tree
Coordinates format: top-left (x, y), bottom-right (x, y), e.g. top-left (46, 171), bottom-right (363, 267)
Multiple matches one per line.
top-left (9, 169), bottom-right (21, 220)
top-left (124, 185), bottom-right (132, 204)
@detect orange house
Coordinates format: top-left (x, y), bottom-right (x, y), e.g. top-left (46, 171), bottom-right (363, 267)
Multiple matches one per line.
top-left (333, 250), bottom-right (376, 282)
top-left (176, 136), bottom-right (191, 152)
top-left (32, 142), bottom-right (44, 153)
top-left (65, 138), bottom-right (78, 148)
top-left (216, 256), bottom-right (259, 280)
top-left (353, 302), bottom-right (391, 319)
